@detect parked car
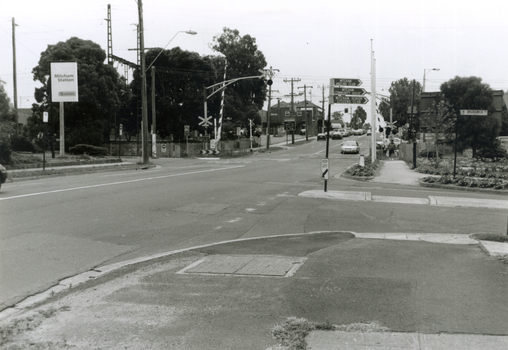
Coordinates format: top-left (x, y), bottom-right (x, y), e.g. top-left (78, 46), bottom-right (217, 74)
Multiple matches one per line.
top-left (0, 164), bottom-right (7, 189)
top-left (331, 130), bottom-right (343, 140)
top-left (317, 132), bottom-right (327, 140)
top-left (366, 129), bottom-right (372, 135)
top-left (341, 140), bottom-right (360, 154)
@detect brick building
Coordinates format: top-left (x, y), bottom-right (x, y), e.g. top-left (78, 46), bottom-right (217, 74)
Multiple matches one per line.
top-left (261, 100), bottom-right (324, 136)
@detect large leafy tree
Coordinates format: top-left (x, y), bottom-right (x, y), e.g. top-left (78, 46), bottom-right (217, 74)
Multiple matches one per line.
top-left (440, 76), bottom-right (497, 157)
top-left (32, 37), bottom-right (123, 148)
top-left (0, 79), bottom-right (16, 163)
top-left (379, 78), bottom-right (422, 128)
top-left (0, 79), bottom-right (13, 120)
top-left (128, 47), bottom-right (218, 141)
top-left (419, 100), bottom-right (456, 160)
top-left (351, 106), bottom-right (367, 129)
top-left (331, 111), bottom-right (344, 126)
top-left (211, 28), bottom-right (267, 131)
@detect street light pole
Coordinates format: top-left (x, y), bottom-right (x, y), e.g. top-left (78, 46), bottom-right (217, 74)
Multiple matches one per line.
top-left (423, 68), bottom-right (440, 92)
top-left (138, 0), bottom-right (149, 164)
top-left (298, 85), bottom-right (313, 141)
top-left (136, 1), bottom-right (197, 165)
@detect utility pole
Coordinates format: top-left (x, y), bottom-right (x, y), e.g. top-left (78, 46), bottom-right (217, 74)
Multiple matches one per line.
top-left (370, 40), bottom-right (377, 163)
top-left (319, 85), bottom-right (328, 133)
top-left (12, 18), bottom-right (18, 131)
top-left (138, 0), bottom-right (149, 164)
top-left (106, 5), bottom-right (113, 65)
top-left (284, 78), bottom-right (301, 144)
top-left (151, 66), bottom-right (156, 158)
top-left (260, 67), bottom-right (279, 150)
top-left (298, 85), bottom-right (313, 141)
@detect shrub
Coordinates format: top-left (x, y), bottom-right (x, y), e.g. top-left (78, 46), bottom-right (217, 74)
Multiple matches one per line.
top-left (11, 136), bottom-right (36, 153)
top-left (345, 157), bottom-right (378, 177)
top-left (69, 144), bottom-right (109, 156)
top-left (0, 140), bottom-right (11, 164)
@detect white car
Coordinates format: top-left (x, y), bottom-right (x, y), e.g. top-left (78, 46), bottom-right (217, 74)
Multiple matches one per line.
top-left (341, 140), bottom-right (360, 154)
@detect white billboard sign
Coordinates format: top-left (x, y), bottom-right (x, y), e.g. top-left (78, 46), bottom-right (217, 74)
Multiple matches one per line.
top-left (51, 62), bottom-right (79, 102)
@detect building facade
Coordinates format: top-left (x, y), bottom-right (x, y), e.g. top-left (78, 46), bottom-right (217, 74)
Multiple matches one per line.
top-left (261, 100), bottom-right (324, 136)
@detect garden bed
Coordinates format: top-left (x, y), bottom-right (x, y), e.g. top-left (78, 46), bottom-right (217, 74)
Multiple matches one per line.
top-left (342, 156), bottom-right (379, 180)
top-left (416, 157), bottom-right (508, 191)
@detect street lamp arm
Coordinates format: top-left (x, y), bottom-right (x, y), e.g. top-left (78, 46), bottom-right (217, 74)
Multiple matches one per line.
top-left (146, 30), bottom-right (197, 71)
top-left (206, 75), bottom-right (264, 99)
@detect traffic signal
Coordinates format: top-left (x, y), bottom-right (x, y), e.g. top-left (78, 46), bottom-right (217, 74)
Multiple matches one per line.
top-left (385, 127), bottom-right (391, 137)
top-left (379, 126), bottom-right (384, 133)
top-left (344, 108), bottom-right (348, 113)
top-left (266, 79), bottom-right (273, 86)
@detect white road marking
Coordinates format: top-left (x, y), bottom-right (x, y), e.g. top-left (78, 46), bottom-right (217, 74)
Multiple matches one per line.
top-left (0, 166), bottom-right (245, 201)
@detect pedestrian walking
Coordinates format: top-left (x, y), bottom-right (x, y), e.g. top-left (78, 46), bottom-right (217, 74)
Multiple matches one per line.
top-left (388, 140), bottom-right (396, 160)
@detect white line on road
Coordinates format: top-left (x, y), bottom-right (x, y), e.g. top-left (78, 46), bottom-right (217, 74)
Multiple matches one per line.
top-left (0, 166), bottom-right (245, 201)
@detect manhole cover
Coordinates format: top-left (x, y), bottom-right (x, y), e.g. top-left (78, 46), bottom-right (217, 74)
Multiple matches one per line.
top-left (178, 255), bottom-right (306, 277)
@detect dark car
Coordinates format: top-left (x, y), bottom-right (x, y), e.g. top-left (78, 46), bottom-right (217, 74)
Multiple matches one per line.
top-left (0, 164), bottom-right (7, 189)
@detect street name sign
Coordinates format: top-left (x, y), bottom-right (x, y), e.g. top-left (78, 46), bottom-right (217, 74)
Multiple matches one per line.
top-left (460, 110), bottom-right (488, 116)
top-left (330, 78), bottom-right (362, 87)
top-left (332, 95), bottom-right (369, 104)
top-left (333, 87), bottom-right (367, 96)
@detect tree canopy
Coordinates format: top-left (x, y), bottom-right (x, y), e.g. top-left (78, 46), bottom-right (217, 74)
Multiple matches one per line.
top-left (211, 28), bottom-right (267, 131)
top-left (0, 79), bottom-right (13, 120)
top-left (439, 76), bottom-right (498, 156)
top-left (351, 106), bottom-right (367, 129)
top-left (379, 78), bottom-right (422, 128)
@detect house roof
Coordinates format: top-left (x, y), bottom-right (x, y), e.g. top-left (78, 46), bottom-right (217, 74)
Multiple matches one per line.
top-left (273, 100), bottom-right (321, 109)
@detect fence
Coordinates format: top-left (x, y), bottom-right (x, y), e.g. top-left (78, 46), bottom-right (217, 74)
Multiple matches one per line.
top-left (108, 137), bottom-right (260, 158)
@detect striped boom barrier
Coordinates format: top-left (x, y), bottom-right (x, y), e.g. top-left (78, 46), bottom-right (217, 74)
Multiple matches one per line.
top-left (217, 59), bottom-right (227, 141)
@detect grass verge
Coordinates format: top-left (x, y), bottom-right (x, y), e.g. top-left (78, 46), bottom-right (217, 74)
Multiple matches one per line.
top-left (267, 317), bottom-right (389, 350)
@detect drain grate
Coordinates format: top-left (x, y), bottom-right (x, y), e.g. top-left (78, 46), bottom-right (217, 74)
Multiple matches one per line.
top-left (178, 255), bottom-right (306, 277)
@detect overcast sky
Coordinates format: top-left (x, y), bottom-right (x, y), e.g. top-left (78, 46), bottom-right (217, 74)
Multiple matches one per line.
top-left (1, 0), bottom-right (507, 123)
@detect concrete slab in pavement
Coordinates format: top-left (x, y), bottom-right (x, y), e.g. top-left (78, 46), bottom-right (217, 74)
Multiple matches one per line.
top-left (299, 190), bottom-right (508, 210)
top-left (307, 330), bottom-right (508, 350)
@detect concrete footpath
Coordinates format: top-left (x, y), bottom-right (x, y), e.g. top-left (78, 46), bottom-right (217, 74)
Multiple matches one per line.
top-left (0, 231), bottom-right (506, 349)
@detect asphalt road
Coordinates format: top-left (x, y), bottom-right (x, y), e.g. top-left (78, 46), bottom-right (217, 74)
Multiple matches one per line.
top-left (1, 134), bottom-right (506, 311)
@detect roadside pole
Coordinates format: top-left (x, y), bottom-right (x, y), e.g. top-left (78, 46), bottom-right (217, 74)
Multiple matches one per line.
top-left (410, 80), bottom-right (417, 169)
top-left (119, 123), bottom-right (123, 160)
top-left (324, 103), bottom-right (332, 192)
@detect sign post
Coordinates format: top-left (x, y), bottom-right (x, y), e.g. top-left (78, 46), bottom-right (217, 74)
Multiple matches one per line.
top-left (325, 77), bottom-right (366, 185)
top-left (50, 62), bottom-right (78, 157)
top-left (184, 125), bottom-right (190, 157)
top-left (453, 110), bottom-right (489, 177)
